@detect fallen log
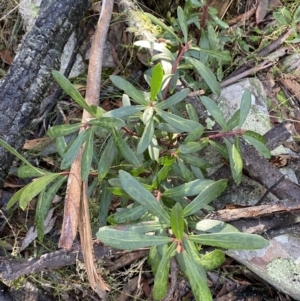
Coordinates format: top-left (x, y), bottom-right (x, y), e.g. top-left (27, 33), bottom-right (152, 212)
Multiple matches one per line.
top-left (0, 0), bottom-right (91, 188)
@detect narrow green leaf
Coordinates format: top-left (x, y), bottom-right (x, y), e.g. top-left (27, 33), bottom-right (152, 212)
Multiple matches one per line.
top-left (81, 128), bottom-right (94, 181)
top-left (17, 166), bottom-right (49, 179)
top-left (179, 138), bottom-right (209, 154)
top-left (109, 205), bottom-right (147, 224)
top-left (0, 138), bottom-right (43, 176)
top-left (112, 221), bottom-right (168, 233)
top-left (144, 13), bottom-right (181, 43)
top-left (113, 129), bottom-right (140, 166)
top-left (200, 96), bottom-right (227, 129)
top-left (163, 179), bottom-right (214, 198)
top-left (119, 170), bottom-right (170, 224)
top-left (148, 136), bottom-right (160, 160)
top-left (243, 131), bottom-right (270, 158)
top-left (47, 123), bottom-right (81, 137)
top-left (19, 173), bottom-right (61, 210)
top-left (98, 181), bottom-right (113, 227)
top-left (238, 89), bottom-right (252, 128)
top-left (98, 136), bottom-right (117, 180)
top-left (187, 232), bottom-right (269, 249)
top-left (156, 108), bottom-right (201, 132)
top-left (224, 139), bottom-right (243, 185)
top-left (36, 176), bottom-right (67, 241)
top-left (150, 63), bottom-right (164, 101)
top-left (170, 203), bottom-right (184, 240)
top-left (195, 219), bottom-right (239, 233)
top-left (56, 136), bottom-right (67, 158)
top-left (186, 103), bottom-right (199, 122)
top-left (110, 75), bottom-right (148, 105)
top-left (177, 6), bottom-right (188, 43)
top-left (151, 165), bottom-right (172, 189)
top-left (88, 117), bottom-right (125, 129)
top-left (183, 179), bottom-right (227, 217)
top-left (142, 106), bottom-right (154, 124)
top-left (152, 242), bottom-right (176, 300)
top-left (52, 71), bottom-right (95, 116)
top-left (191, 47), bottom-right (231, 62)
top-left (186, 57), bottom-right (220, 95)
top-left (96, 227), bottom-right (173, 250)
top-left (103, 105), bottom-right (146, 118)
top-left (208, 140), bottom-right (228, 159)
top-left (226, 110), bottom-right (240, 130)
top-left (178, 153), bottom-right (211, 169)
top-left (7, 184), bottom-right (31, 209)
top-left (177, 159), bottom-right (195, 182)
top-left (183, 126), bottom-right (205, 143)
top-left (60, 129), bottom-right (90, 170)
top-left (137, 117), bottom-right (154, 154)
top-left (155, 89), bottom-right (190, 110)
top-left (182, 251), bottom-right (212, 301)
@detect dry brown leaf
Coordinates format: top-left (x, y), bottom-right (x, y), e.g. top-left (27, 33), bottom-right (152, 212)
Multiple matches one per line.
top-left (0, 49), bottom-right (14, 65)
top-left (256, 0), bottom-right (269, 24)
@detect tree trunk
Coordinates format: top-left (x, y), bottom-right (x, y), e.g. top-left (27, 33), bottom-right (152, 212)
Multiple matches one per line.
top-left (0, 0), bottom-right (91, 187)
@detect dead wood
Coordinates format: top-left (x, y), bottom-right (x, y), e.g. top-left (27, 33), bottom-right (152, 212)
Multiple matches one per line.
top-left (0, 0), bottom-right (91, 188)
top-left (0, 243), bottom-right (111, 283)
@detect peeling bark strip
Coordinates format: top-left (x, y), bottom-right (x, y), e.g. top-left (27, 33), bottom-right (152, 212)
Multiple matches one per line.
top-left (0, 0), bottom-right (91, 187)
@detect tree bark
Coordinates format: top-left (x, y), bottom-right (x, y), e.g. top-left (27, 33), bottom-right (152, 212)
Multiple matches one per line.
top-left (0, 0), bottom-right (91, 187)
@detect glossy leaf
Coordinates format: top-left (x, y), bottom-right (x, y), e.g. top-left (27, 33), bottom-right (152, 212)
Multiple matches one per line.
top-left (195, 219), bottom-right (239, 233)
top-left (156, 108), bottom-right (201, 132)
top-left (224, 139), bottom-right (243, 185)
top-left (113, 129), bottom-right (140, 166)
top-left (177, 6), bottom-right (188, 43)
top-left (150, 63), bottom-right (164, 101)
top-left (170, 203), bottom-right (184, 240)
top-left (110, 75), bottom-right (148, 105)
top-left (47, 123), bottom-right (81, 137)
top-left (19, 173), bottom-right (61, 210)
top-left (183, 180), bottom-right (227, 217)
top-left (142, 106), bottom-right (154, 124)
top-left (185, 57), bottom-right (220, 95)
top-left (179, 138), bottom-right (209, 154)
top-left (163, 179), bottom-right (214, 198)
top-left (52, 71), bottom-right (95, 116)
top-left (97, 227), bottom-right (172, 250)
top-left (243, 131), bottom-right (271, 158)
top-left (152, 242), bottom-right (176, 300)
top-left (98, 136), bottom-right (117, 180)
top-left (119, 171), bottom-right (170, 224)
top-left (103, 105), bottom-right (146, 118)
top-left (60, 129), bottom-right (89, 170)
top-left (137, 117), bottom-right (155, 154)
top-left (81, 128), bottom-right (94, 180)
top-left (182, 251), bottom-right (212, 301)
top-left (134, 40), bottom-right (175, 59)
top-left (148, 136), bottom-right (160, 160)
top-left (238, 89), bottom-right (252, 128)
top-left (7, 184), bottom-right (31, 209)
top-left (88, 117), bottom-right (125, 129)
top-left (187, 232), bottom-right (269, 249)
top-left (200, 96), bottom-right (227, 130)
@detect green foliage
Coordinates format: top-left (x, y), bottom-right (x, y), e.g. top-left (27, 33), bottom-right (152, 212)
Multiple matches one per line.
top-left (5, 3), bottom-right (272, 300)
